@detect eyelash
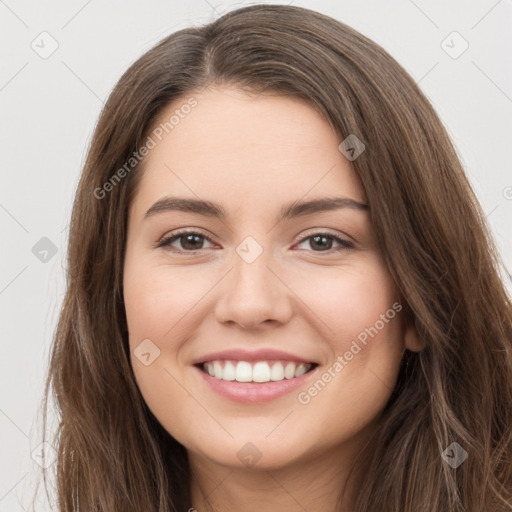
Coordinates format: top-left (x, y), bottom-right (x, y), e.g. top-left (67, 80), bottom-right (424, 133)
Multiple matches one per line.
top-left (155, 228), bottom-right (354, 254)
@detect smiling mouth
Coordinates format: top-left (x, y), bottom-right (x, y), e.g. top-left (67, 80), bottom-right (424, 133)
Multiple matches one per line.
top-left (195, 359), bottom-right (318, 383)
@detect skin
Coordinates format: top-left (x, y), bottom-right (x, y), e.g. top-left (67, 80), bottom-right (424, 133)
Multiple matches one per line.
top-left (123, 86), bottom-right (423, 511)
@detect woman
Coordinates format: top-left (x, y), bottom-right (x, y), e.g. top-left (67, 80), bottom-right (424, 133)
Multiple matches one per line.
top-left (40, 4), bottom-right (512, 511)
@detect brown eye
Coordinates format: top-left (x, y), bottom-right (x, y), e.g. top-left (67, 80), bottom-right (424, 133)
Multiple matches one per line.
top-left (295, 233), bottom-right (353, 252)
top-left (157, 230), bottom-right (215, 252)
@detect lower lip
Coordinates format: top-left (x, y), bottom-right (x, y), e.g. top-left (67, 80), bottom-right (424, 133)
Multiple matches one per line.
top-left (194, 365), bottom-right (318, 403)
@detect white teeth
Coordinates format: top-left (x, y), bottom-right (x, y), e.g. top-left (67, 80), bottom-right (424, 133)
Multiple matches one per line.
top-left (201, 360), bottom-right (313, 383)
top-left (223, 361), bottom-right (236, 381)
top-left (270, 362), bottom-right (284, 381)
top-left (284, 362), bottom-right (296, 379)
top-left (213, 361), bottom-right (223, 379)
top-left (252, 362), bottom-right (271, 382)
top-left (235, 361), bottom-right (252, 382)
top-left (294, 363), bottom-right (308, 377)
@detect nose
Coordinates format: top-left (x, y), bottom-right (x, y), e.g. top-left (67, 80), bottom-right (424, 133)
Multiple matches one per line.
top-left (214, 245), bottom-right (293, 330)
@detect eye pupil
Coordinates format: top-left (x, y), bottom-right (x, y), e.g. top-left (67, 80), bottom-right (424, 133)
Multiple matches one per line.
top-left (311, 235), bottom-right (332, 251)
top-left (182, 234), bottom-right (203, 250)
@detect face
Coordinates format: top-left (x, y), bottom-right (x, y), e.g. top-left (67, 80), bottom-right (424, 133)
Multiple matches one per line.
top-left (123, 86), bottom-right (420, 471)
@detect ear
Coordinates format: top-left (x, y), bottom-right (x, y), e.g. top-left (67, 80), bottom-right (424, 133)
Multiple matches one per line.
top-left (403, 316), bottom-right (425, 353)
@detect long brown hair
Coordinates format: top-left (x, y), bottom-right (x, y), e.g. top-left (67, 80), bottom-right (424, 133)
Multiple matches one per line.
top-left (38, 4), bottom-right (512, 511)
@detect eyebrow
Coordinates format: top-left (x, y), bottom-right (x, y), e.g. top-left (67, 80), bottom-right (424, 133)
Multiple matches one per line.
top-left (144, 196), bottom-right (369, 222)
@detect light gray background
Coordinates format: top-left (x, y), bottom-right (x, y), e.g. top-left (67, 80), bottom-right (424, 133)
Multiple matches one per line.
top-left (1, 1), bottom-right (511, 510)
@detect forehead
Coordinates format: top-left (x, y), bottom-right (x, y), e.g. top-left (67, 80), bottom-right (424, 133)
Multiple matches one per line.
top-left (130, 87), bottom-right (366, 219)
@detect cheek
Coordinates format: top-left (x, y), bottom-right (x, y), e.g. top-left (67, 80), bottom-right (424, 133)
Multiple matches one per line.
top-left (288, 260), bottom-right (405, 435)
top-left (123, 261), bottom-right (222, 387)
top-left (124, 262), bottom-right (211, 341)
top-left (291, 257), bottom-right (400, 345)
top-left (123, 263), bottom-right (208, 443)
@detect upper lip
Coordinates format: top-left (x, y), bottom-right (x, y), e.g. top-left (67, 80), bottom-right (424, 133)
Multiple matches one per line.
top-left (191, 348), bottom-right (318, 365)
